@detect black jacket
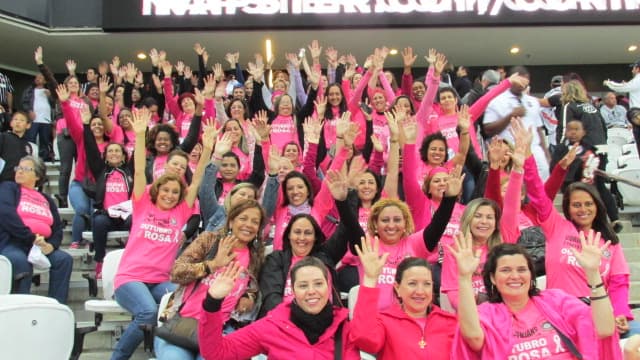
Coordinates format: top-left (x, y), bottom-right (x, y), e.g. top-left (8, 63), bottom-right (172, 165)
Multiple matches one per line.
top-left (0, 131), bottom-right (33, 182)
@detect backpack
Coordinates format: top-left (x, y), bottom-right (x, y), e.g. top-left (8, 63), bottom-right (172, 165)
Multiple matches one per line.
top-left (517, 226), bottom-right (546, 276)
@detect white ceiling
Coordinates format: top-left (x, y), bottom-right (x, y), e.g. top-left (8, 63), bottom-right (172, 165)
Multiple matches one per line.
top-left (1, 14), bottom-right (638, 74)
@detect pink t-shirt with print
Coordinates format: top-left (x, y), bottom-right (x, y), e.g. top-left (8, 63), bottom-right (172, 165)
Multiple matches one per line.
top-left (103, 171), bottom-right (130, 211)
top-left (441, 242), bottom-right (488, 309)
top-left (114, 186), bottom-right (193, 289)
top-left (180, 247), bottom-right (251, 322)
top-left (17, 187), bottom-right (53, 238)
top-left (152, 154), bottom-right (169, 181)
top-left (509, 301), bottom-right (575, 359)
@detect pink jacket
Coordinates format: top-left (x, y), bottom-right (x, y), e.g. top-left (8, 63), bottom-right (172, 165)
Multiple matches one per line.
top-left (349, 286), bottom-right (456, 360)
top-left (452, 289), bottom-right (622, 360)
top-left (199, 301), bottom-right (359, 360)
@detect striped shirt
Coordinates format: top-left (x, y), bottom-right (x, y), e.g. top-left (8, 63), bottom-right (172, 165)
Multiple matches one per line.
top-left (0, 72), bottom-right (14, 106)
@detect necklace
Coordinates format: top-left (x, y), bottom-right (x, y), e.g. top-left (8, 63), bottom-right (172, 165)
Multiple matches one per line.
top-left (419, 337), bottom-right (426, 349)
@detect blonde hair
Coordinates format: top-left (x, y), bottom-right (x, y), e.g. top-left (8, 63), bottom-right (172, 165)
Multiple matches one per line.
top-left (367, 198), bottom-right (415, 237)
top-left (459, 198), bottom-right (502, 250)
top-left (561, 80), bottom-right (589, 104)
top-left (223, 182), bottom-right (258, 212)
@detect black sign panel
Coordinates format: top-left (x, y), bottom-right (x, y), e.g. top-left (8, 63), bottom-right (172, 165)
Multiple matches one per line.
top-left (103, 0), bottom-right (640, 31)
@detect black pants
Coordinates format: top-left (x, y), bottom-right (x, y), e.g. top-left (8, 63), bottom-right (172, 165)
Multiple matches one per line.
top-left (56, 133), bottom-right (76, 197)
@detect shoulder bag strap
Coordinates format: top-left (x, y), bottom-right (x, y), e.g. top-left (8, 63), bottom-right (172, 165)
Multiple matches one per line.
top-left (549, 322), bottom-right (583, 360)
top-left (334, 321), bottom-right (344, 360)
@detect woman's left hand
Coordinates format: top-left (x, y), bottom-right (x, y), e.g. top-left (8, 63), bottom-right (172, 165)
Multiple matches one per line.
top-left (34, 235), bottom-right (53, 255)
top-left (570, 230), bottom-right (610, 273)
top-left (207, 261), bottom-right (243, 300)
top-left (616, 315), bottom-right (630, 334)
top-left (445, 165), bottom-right (465, 197)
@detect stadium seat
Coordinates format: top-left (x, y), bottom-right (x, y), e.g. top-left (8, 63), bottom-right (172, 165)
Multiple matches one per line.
top-left (0, 255), bottom-right (11, 295)
top-left (0, 294), bottom-right (74, 359)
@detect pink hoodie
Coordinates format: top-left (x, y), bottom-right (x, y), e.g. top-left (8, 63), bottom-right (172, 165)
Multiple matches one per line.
top-left (198, 302), bottom-right (359, 360)
top-left (452, 289), bottom-right (622, 360)
top-left (349, 285), bottom-right (457, 360)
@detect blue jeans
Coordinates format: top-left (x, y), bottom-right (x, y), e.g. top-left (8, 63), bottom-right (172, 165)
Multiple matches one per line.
top-left (154, 337), bottom-right (203, 360)
top-left (69, 180), bottom-right (91, 244)
top-left (0, 242), bottom-right (73, 304)
top-left (26, 122), bottom-right (53, 160)
top-left (111, 281), bottom-right (177, 360)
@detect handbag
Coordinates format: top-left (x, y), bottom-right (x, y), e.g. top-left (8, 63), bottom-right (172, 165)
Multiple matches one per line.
top-left (517, 226), bottom-right (546, 276)
top-left (155, 240), bottom-right (220, 352)
top-left (28, 245), bottom-right (51, 270)
top-left (154, 310), bottom-right (199, 352)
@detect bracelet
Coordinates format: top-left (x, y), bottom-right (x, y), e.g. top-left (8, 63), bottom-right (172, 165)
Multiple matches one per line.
top-left (589, 294), bottom-right (609, 301)
top-left (460, 132), bottom-right (469, 135)
top-left (202, 262), bottom-right (211, 275)
top-left (336, 136), bottom-right (344, 139)
top-left (589, 282), bottom-right (604, 293)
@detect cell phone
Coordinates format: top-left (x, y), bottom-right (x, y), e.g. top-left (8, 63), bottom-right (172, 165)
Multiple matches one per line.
top-left (359, 102), bottom-right (372, 115)
top-left (298, 48), bottom-right (306, 59)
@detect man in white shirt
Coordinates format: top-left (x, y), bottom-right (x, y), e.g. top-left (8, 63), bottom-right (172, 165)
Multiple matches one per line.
top-left (600, 92), bottom-right (630, 128)
top-left (604, 60), bottom-right (640, 109)
top-left (21, 74), bottom-right (53, 161)
top-left (483, 66), bottom-right (550, 180)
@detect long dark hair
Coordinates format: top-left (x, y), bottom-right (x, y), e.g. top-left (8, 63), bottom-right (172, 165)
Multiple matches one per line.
top-left (323, 83), bottom-right (348, 122)
top-left (282, 214), bottom-right (326, 256)
top-left (281, 171), bottom-right (314, 207)
top-left (561, 182), bottom-right (619, 244)
top-left (483, 243), bottom-right (540, 303)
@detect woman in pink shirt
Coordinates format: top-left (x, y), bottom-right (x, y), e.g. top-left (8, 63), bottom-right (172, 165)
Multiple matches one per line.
top-left (154, 200), bottom-right (268, 359)
top-left (110, 109), bottom-right (213, 360)
top-left (198, 257), bottom-right (358, 359)
top-left (350, 237), bottom-right (457, 359)
top-left (220, 119), bottom-right (252, 180)
top-left (162, 62), bottom-right (198, 140)
top-left (451, 234), bottom-right (621, 359)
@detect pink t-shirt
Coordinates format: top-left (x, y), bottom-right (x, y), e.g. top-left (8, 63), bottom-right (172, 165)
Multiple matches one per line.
top-left (103, 171), bottom-right (130, 211)
top-left (321, 107), bottom-right (340, 150)
top-left (232, 146), bottom-right (252, 181)
top-left (152, 154), bottom-right (169, 181)
top-left (542, 212), bottom-right (629, 299)
top-left (114, 186), bottom-right (194, 289)
top-left (17, 187), bottom-right (53, 238)
top-left (269, 115), bottom-right (299, 153)
top-left (217, 182), bottom-right (235, 206)
top-left (441, 242), bottom-right (488, 309)
top-left (509, 301), bottom-right (574, 359)
top-left (180, 247), bottom-right (251, 322)
top-left (124, 129), bottom-right (136, 158)
top-left (354, 231), bottom-right (434, 310)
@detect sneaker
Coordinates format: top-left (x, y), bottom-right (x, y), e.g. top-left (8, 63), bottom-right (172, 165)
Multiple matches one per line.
top-left (69, 242), bottom-right (80, 249)
top-left (95, 262), bottom-right (103, 280)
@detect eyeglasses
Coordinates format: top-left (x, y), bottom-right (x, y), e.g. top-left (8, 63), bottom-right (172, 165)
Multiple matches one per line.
top-left (14, 166), bottom-right (34, 172)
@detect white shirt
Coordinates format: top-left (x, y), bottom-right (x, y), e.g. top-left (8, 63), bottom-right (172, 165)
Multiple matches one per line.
top-left (483, 91), bottom-right (544, 146)
top-left (32, 88), bottom-right (51, 124)
top-left (606, 73), bottom-right (640, 109)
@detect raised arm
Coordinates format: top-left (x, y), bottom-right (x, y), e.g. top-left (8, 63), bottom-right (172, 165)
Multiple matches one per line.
top-left (400, 47), bottom-right (417, 98)
top-left (185, 121), bottom-right (217, 207)
top-left (131, 108), bottom-right (150, 199)
top-left (450, 231), bottom-right (485, 351)
top-left (422, 167), bottom-right (462, 252)
top-left (321, 171), bottom-right (362, 263)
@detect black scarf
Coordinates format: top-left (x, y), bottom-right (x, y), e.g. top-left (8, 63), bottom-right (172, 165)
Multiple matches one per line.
top-left (289, 301), bottom-right (334, 345)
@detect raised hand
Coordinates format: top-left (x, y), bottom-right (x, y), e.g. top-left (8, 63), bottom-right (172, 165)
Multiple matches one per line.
top-left (401, 115), bottom-right (418, 144)
top-left (346, 155), bottom-right (367, 189)
top-left (252, 110), bottom-right (270, 141)
top-left (285, 52), bottom-right (301, 69)
top-left (184, 66), bottom-right (193, 80)
top-left (158, 50), bottom-right (167, 62)
top-left (509, 73), bottom-right (530, 89)
top-left (447, 231), bottom-right (482, 279)
top-left (344, 64), bottom-right (356, 81)
top-left (325, 46), bottom-right (338, 68)
top-left (207, 261), bottom-right (243, 300)
top-left (194, 88), bottom-right (205, 105)
top-left (201, 119), bottom-right (219, 152)
top-left (488, 136), bottom-right (507, 169)
top-left (336, 110), bottom-right (351, 139)
top-left (111, 56), bottom-right (121, 70)
top-left (132, 108), bottom-right (150, 135)
top-left (303, 116), bottom-right (322, 144)
top-left (343, 122), bottom-right (359, 148)
top-left (308, 40), bottom-right (322, 60)
top-left (80, 105), bottom-right (92, 125)
top-left (371, 134), bottom-right (383, 153)
top-left (307, 67), bottom-right (321, 89)
top-left (98, 76), bottom-right (111, 94)
top-left (203, 74), bottom-right (216, 97)
top-left (445, 165), bottom-right (465, 197)
top-left (65, 59), bottom-right (77, 74)
top-left (559, 144), bottom-right (578, 170)
top-left (326, 169), bottom-right (348, 201)
top-left (247, 62), bottom-right (264, 81)
top-left (149, 48), bottom-right (160, 66)
top-left (434, 52), bottom-right (448, 76)
top-left (355, 234), bottom-right (389, 287)
top-left (457, 104), bottom-right (471, 132)
top-left (425, 48), bottom-right (436, 65)
top-left (571, 230), bottom-right (610, 273)
top-left (208, 235), bottom-right (238, 270)
top-left (56, 84), bottom-right (70, 102)
top-left (213, 63), bottom-right (224, 82)
top-left (384, 111), bottom-right (400, 141)
top-left (34, 46), bottom-right (44, 65)
top-left (125, 63), bottom-right (137, 83)
top-left (268, 145), bottom-right (282, 175)
top-left (193, 43), bottom-right (205, 56)
top-left (161, 61), bottom-right (172, 78)
top-left (402, 47), bottom-right (417, 68)
top-left (214, 132), bottom-right (233, 156)
top-left (314, 93), bottom-right (327, 118)
top-left (509, 116), bottom-right (533, 158)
